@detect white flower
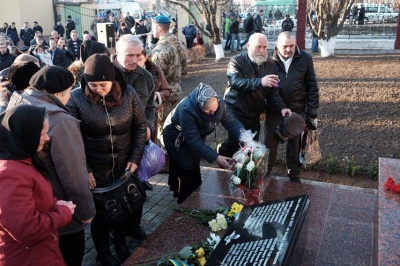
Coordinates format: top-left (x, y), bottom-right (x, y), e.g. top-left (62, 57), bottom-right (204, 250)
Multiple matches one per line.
top-left (216, 213), bottom-right (228, 229)
top-left (230, 175), bottom-right (241, 185)
top-left (235, 152), bottom-right (246, 163)
top-left (207, 233), bottom-right (221, 249)
top-left (246, 161), bottom-right (255, 172)
top-left (235, 162), bottom-right (243, 175)
top-left (208, 219), bottom-right (221, 232)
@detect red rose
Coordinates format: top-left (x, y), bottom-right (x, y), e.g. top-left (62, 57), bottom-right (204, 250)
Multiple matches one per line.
top-left (384, 177), bottom-right (395, 190)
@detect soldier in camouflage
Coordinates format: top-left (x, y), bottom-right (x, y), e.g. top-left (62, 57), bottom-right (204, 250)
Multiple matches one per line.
top-left (150, 15), bottom-right (188, 141)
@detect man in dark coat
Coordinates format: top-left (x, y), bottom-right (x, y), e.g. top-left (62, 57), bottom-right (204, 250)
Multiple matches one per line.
top-left (32, 21), bottom-right (43, 34)
top-left (267, 31), bottom-right (319, 182)
top-left (219, 33), bottom-right (291, 157)
top-left (358, 5), bottom-right (365, 25)
top-left (254, 10), bottom-right (264, 33)
top-left (229, 16), bottom-right (241, 52)
top-left (6, 22), bottom-right (19, 45)
top-left (281, 15), bottom-right (294, 32)
top-left (67, 30), bottom-right (82, 61)
top-left (240, 13), bottom-right (254, 48)
top-left (48, 38), bottom-right (67, 67)
top-left (0, 44), bottom-right (16, 71)
top-left (54, 20), bottom-right (65, 38)
top-left (65, 16), bottom-right (75, 40)
top-left (19, 22), bottom-right (34, 46)
top-left (134, 19), bottom-right (149, 47)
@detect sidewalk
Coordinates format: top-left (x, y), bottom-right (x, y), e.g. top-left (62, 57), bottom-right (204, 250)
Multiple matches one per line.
top-left (82, 173), bottom-right (179, 266)
top-left (82, 168), bottom-right (377, 265)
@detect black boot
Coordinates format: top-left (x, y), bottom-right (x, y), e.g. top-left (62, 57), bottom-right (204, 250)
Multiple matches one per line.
top-left (96, 249), bottom-right (120, 266)
top-left (114, 238), bottom-right (131, 263)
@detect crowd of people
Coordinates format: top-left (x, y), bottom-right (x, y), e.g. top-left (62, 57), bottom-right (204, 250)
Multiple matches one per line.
top-left (0, 10), bottom-right (319, 266)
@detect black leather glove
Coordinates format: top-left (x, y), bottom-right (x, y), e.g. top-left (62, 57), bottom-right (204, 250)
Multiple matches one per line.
top-left (305, 117), bottom-right (318, 130)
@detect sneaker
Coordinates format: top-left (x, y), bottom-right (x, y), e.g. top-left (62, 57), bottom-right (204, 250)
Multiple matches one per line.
top-left (127, 226), bottom-right (147, 241)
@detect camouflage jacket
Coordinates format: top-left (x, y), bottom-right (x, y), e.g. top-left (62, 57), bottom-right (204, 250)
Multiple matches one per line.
top-left (150, 33), bottom-right (188, 102)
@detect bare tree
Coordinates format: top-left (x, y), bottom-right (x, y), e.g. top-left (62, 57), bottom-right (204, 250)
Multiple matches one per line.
top-left (164, 0), bottom-right (227, 60)
top-left (308, 0), bottom-right (354, 57)
top-left (395, 9), bottom-right (400, 49)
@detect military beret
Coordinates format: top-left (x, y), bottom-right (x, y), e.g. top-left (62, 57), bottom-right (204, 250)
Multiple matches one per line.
top-left (154, 15), bottom-right (171, 24)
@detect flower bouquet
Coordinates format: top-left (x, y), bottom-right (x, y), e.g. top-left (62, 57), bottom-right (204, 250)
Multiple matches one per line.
top-left (174, 202), bottom-right (244, 232)
top-left (229, 130), bottom-right (269, 205)
top-left (136, 233), bottom-right (221, 266)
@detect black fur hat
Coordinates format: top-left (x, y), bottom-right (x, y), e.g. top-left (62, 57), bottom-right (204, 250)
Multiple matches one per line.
top-left (274, 113), bottom-right (306, 143)
top-left (80, 40), bottom-right (107, 63)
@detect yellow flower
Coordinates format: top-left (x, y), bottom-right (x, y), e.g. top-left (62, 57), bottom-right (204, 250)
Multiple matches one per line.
top-left (195, 247), bottom-right (205, 258)
top-left (198, 257), bottom-right (207, 266)
top-left (230, 202), bottom-right (244, 215)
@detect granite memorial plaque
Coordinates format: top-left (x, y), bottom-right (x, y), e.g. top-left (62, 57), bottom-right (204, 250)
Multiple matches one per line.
top-left (206, 194), bottom-right (310, 266)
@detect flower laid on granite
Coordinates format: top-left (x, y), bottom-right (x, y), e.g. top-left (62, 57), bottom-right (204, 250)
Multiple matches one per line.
top-left (208, 213), bottom-right (227, 232)
top-left (226, 202), bottom-right (244, 218)
top-left (384, 177), bottom-right (400, 194)
top-left (156, 233), bottom-right (221, 266)
top-left (175, 202), bottom-right (243, 232)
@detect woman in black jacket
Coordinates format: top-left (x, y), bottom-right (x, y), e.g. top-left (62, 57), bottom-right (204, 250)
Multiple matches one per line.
top-left (67, 54), bottom-right (147, 266)
top-left (163, 83), bottom-right (244, 204)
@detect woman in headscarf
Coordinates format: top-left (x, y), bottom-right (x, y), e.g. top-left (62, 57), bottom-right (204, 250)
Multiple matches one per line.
top-left (0, 105), bottom-right (75, 266)
top-left (163, 83), bottom-right (245, 204)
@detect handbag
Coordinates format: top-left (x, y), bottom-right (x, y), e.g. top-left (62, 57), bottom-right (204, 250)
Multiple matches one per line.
top-left (299, 127), bottom-right (322, 167)
top-left (91, 171), bottom-right (146, 223)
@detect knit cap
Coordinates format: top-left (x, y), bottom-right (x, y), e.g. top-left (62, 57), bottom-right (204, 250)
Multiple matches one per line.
top-left (84, 54), bottom-right (115, 82)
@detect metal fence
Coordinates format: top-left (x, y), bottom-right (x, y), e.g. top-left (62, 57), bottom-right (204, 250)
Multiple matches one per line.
top-left (256, 23), bottom-right (398, 40)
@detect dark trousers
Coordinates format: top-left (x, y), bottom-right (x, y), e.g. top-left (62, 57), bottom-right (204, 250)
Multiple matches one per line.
top-left (91, 205), bottom-right (143, 258)
top-left (168, 162), bottom-right (201, 204)
top-left (219, 116), bottom-right (260, 157)
top-left (265, 114), bottom-right (301, 177)
top-left (59, 230), bottom-right (85, 266)
top-left (224, 33), bottom-right (231, 49)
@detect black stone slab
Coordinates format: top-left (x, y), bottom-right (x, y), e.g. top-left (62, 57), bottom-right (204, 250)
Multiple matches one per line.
top-left (206, 195), bottom-right (310, 266)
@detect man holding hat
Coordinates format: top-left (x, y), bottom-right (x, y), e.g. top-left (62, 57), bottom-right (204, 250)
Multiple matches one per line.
top-left (7, 66), bottom-right (96, 265)
top-left (219, 33), bottom-right (291, 158)
top-left (150, 15), bottom-right (188, 145)
top-left (266, 31), bottom-right (319, 182)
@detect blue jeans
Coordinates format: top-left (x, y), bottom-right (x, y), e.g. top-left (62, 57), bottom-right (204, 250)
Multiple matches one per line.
top-left (240, 31), bottom-right (253, 47)
top-left (311, 36), bottom-right (318, 52)
top-left (230, 34), bottom-right (240, 51)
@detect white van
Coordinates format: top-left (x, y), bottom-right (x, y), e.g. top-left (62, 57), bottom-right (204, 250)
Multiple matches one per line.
top-left (355, 4), bottom-right (398, 23)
